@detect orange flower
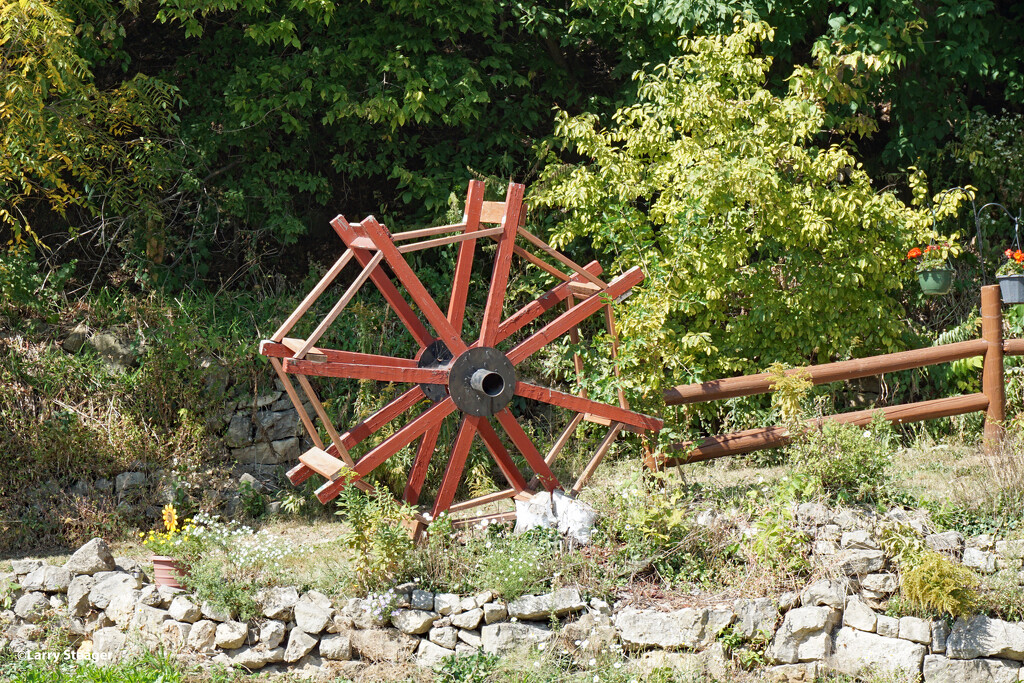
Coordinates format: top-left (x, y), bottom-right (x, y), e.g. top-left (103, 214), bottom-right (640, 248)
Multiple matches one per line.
top-left (907, 247), bottom-right (922, 259)
top-left (924, 245), bottom-right (936, 253)
top-left (1006, 249), bottom-right (1014, 258)
top-left (1014, 250), bottom-right (1023, 263)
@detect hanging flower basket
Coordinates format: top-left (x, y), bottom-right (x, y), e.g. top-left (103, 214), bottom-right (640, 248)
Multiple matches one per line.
top-left (151, 554), bottom-right (186, 588)
top-left (918, 268), bottom-right (954, 296)
top-left (998, 275), bottom-right (1024, 304)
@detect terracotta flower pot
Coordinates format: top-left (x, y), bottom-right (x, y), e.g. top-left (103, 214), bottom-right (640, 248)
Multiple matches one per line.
top-left (151, 555), bottom-right (186, 588)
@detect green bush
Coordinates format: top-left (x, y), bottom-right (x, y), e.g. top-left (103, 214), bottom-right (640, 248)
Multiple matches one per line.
top-left (901, 551), bottom-right (980, 618)
top-left (788, 412), bottom-right (893, 503)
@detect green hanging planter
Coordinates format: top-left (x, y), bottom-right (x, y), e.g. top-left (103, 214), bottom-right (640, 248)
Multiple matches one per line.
top-left (918, 268), bottom-right (954, 295)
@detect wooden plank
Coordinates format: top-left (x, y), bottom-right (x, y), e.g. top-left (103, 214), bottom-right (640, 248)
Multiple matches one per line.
top-left (516, 381), bottom-right (663, 432)
top-left (452, 510), bottom-right (517, 528)
top-left (270, 249), bottom-right (353, 342)
top-left (283, 358), bottom-right (449, 384)
top-left (448, 488), bottom-right (517, 513)
top-left (567, 281), bottom-right (602, 297)
top-left (330, 215), bottom-right (434, 348)
top-left (299, 447), bottom-right (346, 481)
top-left (294, 374), bottom-right (354, 466)
top-left (480, 201), bottom-right (506, 224)
top-left (495, 262), bottom-right (604, 341)
top-left (339, 386), bottom-right (425, 450)
top-left (287, 463), bottom-right (314, 486)
top-left (279, 338), bottom-right (326, 363)
top-left (507, 267), bottom-right (645, 366)
top-left (392, 222), bottom-right (467, 242)
top-left (296, 251), bottom-right (384, 359)
top-left (512, 244), bottom-right (571, 281)
top-left (1004, 338), bottom-right (1024, 355)
top-left (397, 227), bottom-right (504, 253)
top-left (604, 304), bottom-right (629, 409)
top-left (570, 423), bottom-right (623, 495)
top-left (360, 216), bottom-right (469, 356)
top-left (432, 416), bottom-right (479, 517)
top-left (494, 408), bottom-right (561, 492)
top-left (527, 412), bottom-right (584, 490)
top-left (517, 227), bottom-right (606, 287)
top-left (476, 418), bottom-right (530, 492)
top-left (269, 358), bottom-right (324, 450)
top-left (404, 425), bottom-right (442, 505)
top-left (663, 338), bottom-right (990, 406)
top-left (349, 236), bottom-right (377, 250)
top-left (261, 341), bottom-right (417, 368)
top-left (479, 182), bottom-right (525, 346)
top-left (448, 180), bottom-right (485, 337)
top-left (660, 392), bottom-right (990, 467)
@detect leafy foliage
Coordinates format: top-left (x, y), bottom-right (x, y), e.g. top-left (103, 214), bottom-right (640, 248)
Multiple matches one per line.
top-left (531, 21), bottom-right (969, 418)
top-left (788, 412), bottom-right (894, 503)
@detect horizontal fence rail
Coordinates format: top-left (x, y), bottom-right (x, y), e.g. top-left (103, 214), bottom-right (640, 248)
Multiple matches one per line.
top-left (658, 285), bottom-right (1019, 467)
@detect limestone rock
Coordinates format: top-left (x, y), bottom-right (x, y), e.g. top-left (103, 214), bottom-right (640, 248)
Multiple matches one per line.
top-left (411, 589), bottom-right (434, 611)
top-left (89, 573), bottom-right (141, 609)
top-left (482, 602), bottom-right (507, 624)
top-left (259, 586), bottom-right (299, 620)
top-left (114, 471), bottom-right (147, 493)
top-left (876, 615), bottom-right (899, 638)
top-left (417, 639), bottom-right (455, 667)
top-left (200, 601), bottom-right (232, 622)
top-left (769, 606), bottom-right (839, 664)
top-left (800, 579), bottom-right (847, 610)
top-left (451, 608), bottom-right (483, 630)
top-left (215, 621), bottom-right (249, 649)
top-left (133, 605), bottom-right (171, 644)
top-left (615, 607), bottom-right (708, 650)
top-left (963, 548), bottom-right (997, 574)
top-left (21, 565), bottom-right (72, 593)
top-left (830, 626), bottom-right (927, 678)
top-left (320, 632), bottom-right (352, 661)
top-left (350, 628), bottom-right (418, 662)
top-left (899, 616), bottom-right (931, 644)
top-left (481, 622), bottom-right (552, 654)
top-left (923, 654), bottom-right (1021, 683)
top-left (160, 620), bottom-right (192, 650)
top-left (860, 573), bottom-right (898, 593)
top-left (284, 629), bottom-right (318, 663)
top-left (392, 609), bottom-right (438, 635)
top-left (836, 549), bottom-right (886, 576)
top-left (67, 576), bottom-right (96, 617)
top-left (13, 593), bottom-right (49, 623)
top-left (514, 491), bottom-right (597, 544)
top-left (434, 593), bottom-right (462, 616)
top-left (430, 626), bottom-right (458, 649)
top-left (932, 619), bottom-right (951, 654)
top-left (92, 627), bottom-right (126, 666)
top-left (294, 596), bottom-right (333, 634)
top-left (64, 539), bottom-right (116, 576)
top-left (261, 620), bottom-right (286, 649)
top-left (228, 645), bottom-right (279, 670)
top-left (168, 596), bottom-right (201, 623)
top-left (766, 662), bottom-right (819, 682)
top-left (841, 530), bottom-right (878, 550)
top-left (225, 415), bottom-right (254, 448)
top-left (508, 588), bottom-right (585, 620)
top-left (459, 629), bottom-right (483, 649)
top-left (926, 530), bottom-right (965, 556)
top-left (187, 620), bottom-right (217, 651)
top-left (842, 598), bottom-right (877, 633)
top-left (106, 588), bottom-right (140, 629)
top-left (947, 615), bottom-right (1024, 661)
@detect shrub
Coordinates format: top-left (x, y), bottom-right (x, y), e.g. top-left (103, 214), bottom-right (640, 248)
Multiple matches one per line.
top-left (788, 412), bottom-right (893, 503)
top-left (334, 487), bottom-right (417, 593)
top-left (901, 551), bottom-right (980, 617)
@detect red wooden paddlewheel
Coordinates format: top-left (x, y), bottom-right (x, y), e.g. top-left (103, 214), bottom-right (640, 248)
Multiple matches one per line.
top-left (259, 180), bottom-right (662, 528)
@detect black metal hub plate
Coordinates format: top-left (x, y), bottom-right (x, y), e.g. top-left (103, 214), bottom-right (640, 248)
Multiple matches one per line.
top-left (448, 347), bottom-right (517, 417)
top-left (418, 339), bottom-right (453, 402)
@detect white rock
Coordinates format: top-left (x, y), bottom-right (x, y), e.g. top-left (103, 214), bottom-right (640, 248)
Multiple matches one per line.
top-left (769, 606), bottom-right (839, 664)
top-left (458, 629), bottom-right (482, 648)
top-left (735, 597), bottom-right (779, 638)
top-left (92, 627), bottom-right (126, 666)
top-left (860, 573), bottom-right (898, 593)
top-left (67, 576), bottom-right (96, 617)
top-left (294, 596), bottom-right (333, 634)
top-left (11, 559), bottom-right (43, 575)
top-left (615, 608), bottom-right (709, 649)
top-left (877, 615), bottom-right (899, 638)
top-left (843, 598), bottom-right (877, 633)
top-left (106, 588), bottom-right (140, 629)
top-left (89, 573), bottom-right (141, 609)
top-left (947, 615), bottom-right (1024, 661)
top-left (21, 565), bottom-right (73, 593)
top-left (319, 632), bottom-right (351, 660)
top-left (434, 593), bottom-right (462, 616)
top-left (260, 620), bottom-right (286, 649)
top-left (451, 608), bottom-right (483, 630)
top-left (411, 589), bottom-right (434, 611)
top-left (801, 579), bottom-right (847, 610)
top-left (964, 548), bottom-right (997, 574)
top-left (284, 629), bottom-right (318, 663)
top-left (259, 586), bottom-right (299, 620)
top-left (836, 550), bottom-right (886, 576)
top-left (64, 539), bottom-right (116, 576)
top-left (481, 622), bottom-right (552, 654)
top-left (200, 601), bottom-right (232, 622)
top-left (132, 604), bottom-right (171, 644)
top-left (482, 602), bottom-right (507, 624)
top-left (508, 588), bottom-right (585, 620)
top-left (932, 619), bottom-right (951, 654)
top-left (13, 593), bottom-right (49, 623)
top-left (416, 639), bottom-right (455, 667)
top-left (167, 596), bottom-right (201, 623)
top-left (841, 530), bottom-right (878, 550)
top-left (392, 609), bottom-right (438, 635)
top-left (830, 627), bottom-right (927, 678)
top-left (899, 616), bottom-right (931, 644)
top-left (187, 620), bottom-right (217, 651)
top-left (160, 620), bottom-right (192, 650)
top-left (924, 654), bottom-right (1021, 683)
top-left (215, 620), bottom-right (248, 649)
top-left (430, 626), bottom-right (458, 649)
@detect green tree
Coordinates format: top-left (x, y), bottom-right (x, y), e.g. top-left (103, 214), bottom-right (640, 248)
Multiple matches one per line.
top-left (0, 0), bottom-right (180, 251)
top-left (531, 20), bottom-right (968, 412)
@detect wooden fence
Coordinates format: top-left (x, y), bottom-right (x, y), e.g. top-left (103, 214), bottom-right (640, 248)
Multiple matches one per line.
top-left (657, 285), bottom-right (1024, 468)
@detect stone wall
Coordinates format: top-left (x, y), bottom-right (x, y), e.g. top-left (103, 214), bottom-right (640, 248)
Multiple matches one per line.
top-left (4, 536), bottom-right (1024, 681)
top-left (219, 379), bottom-right (314, 468)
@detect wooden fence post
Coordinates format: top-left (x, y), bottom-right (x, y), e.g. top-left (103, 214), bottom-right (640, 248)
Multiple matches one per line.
top-left (981, 284), bottom-right (1005, 445)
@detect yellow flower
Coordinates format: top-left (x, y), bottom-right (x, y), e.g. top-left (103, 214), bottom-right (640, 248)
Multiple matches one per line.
top-left (162, 504), bottom-right (178, 534)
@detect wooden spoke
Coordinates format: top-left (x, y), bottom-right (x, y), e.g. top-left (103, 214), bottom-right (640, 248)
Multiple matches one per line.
top-left (495, 262), bottom-right (603, 342)
top-left (515, 381), bottom-right (662, 432)
top-left (432, 416), bottom-right (479, 517)
top-left (397, 227), bottom-right (503, 254)
top-left (404, 424), bottom-right (442, 505)
top-left (479, 182), bottom-right (524, 346)
top-left (338, 386), bottom-right (426, 450)
top-left (283, 358), bottom-right (449, 385)
top-left (570, 423), bottom-right (623, 495)
top-left (270, 249), bottom-right (354, 342)
top-left (448, 180), bottom-right (485, 336)
top-left (507, 267), bottom-right (642, 366)
top-left (295, 251), bottom-right (383, 359)
top-left (261, 341), bottom-right (418, 368)
top-left (476, 418), bottom-right (529, 492)
top-left (494, 408), bottom-right (560, 492)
